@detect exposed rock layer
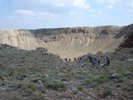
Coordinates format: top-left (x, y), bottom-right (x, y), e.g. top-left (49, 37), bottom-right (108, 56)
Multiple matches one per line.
top-left (0, 24), bottom-right (133, 59)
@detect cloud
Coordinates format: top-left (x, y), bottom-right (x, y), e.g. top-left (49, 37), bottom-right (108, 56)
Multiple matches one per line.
top-left (95, 0), bottom-right (121, 9)
top-left (96, 0), bottom-right (121, 4)
top-left (89, 9), bottom-right (109, 19)
top-left (14, 9), bottom-right (59, 21)
top-left (72, 0), bottom-right (90, 9)
top-left (13, 0), bottom-right (90, 11)
top-left (1, 0), bottom-right (133, 29)
top-left (68, 11), bottom-right (83, 16)
top-left (14, 10), bottom-right (35, 17)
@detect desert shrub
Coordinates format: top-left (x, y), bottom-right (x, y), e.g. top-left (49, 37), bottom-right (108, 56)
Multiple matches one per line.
top-left (16, 82), bottom-right (37, 91)
top-left (41, 78), bottom-right (50, 83)
top-left (31, 78), bottom-right (50, 85)
top-left (28, 83), bottom-right (38, 91)
top-left (72, 90), bottom-right (78, 95)
top-left (76, 72), bottom-right (90, 75)
top-left (1, 71), bottom-right (9, 76)
top-left (0, 63), bottom-right (3, 67)
top-left (12, 96), bottom-right (21, 100)
top-left (120, 58), bottom-right (125, 61)
top-left (75, 74), bottom-right (86, 79)
top-left (113, 52), bottom-right (117, 54)
top-left (80, 78), bottom-right (91, 85)
top-left (25, 88), bottom-right (33, 95)
top-left (91, 82), bottom-right (98, 88)
top-left (8, 83), bottom-right (16, 88)
top-left (16, 82), bottom-right (25, 88)
top-left (77, 86), bottom-right (83, 91)
top-left (12, 71), bottom-right (27, 80)
top-left (93, 76), bottom-right (109, 84)
top-left (122, 82), bottom-right (133, 91)
top-left (103, 87), bottom-right (112, 97)
top-left (117, 77), bottom-right (124, 83)
top-left (8, 71), bottom-right (13, 77)
top-left (31, 91), bottom-right (43, 100)
top-left (129, 50), bottom-right (133, 54)
top-left (19, 73), bottom-right (27, 78)
top-left (115, 69), bottom-right (123, 75)
top-left (16, 76), bottom-right (24, 80)
top-left (61, 78), bottom-right (68, 81)
top-left (31, 78), bottom-right (41, 83)
top-left (46, 81), bottom-right (66, 90)
top-left (62, 73), bottom-right (73, 78)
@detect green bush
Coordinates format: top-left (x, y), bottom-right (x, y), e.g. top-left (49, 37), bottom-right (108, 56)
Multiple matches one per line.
top-left (31, 78), bottom-right (49, 83)
top-left (76, 72), bottom-right (90, 75)
top-left (31, 78), bottom-right (41, 83)
top-left (12, 96), bottom-right (21, 100)
top-left (46, 81), bottom-right (66, 90)
top-left (16, 82), bottom-right (25, 88)
top-left (25, 88), bottom-right (33, 95)
top-left (103, 87), bottom-right (112, 97)
top-left (1, 71), bottom-right (9, 76)
top-left (75, 74), bottom-right (86, 79)
top-left (31, 91), bottom-right (43, 100)
top-left (93, 76), bottom-right (109, 84)
top-left (77, 86), bottom-right (83, 91)
top-left (62, 73), bottom-right (73, 78)
top-left (41, 78), bottom-right (50, 83)
top-left (72, 90), bottom-right (78, 95)
top-left (16, 82), bottom-right (37, 91)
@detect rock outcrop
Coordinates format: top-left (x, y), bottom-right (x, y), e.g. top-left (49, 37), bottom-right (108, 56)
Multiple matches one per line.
top-left (0, 24), bottom-right (133, 59)
top-left (119, 32), bottom-right (133, 48)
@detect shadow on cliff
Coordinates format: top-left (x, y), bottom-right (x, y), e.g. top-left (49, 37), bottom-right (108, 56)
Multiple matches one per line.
top-left (119, 32), bottom-right (133, 48)
top-left (114, 24), bottom-right (133, 39)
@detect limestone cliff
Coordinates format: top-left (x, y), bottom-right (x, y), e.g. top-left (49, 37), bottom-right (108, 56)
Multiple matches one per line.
top-left (0, 24), bottom-right (133, 59)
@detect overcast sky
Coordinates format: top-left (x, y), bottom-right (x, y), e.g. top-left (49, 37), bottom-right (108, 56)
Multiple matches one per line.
top-left (0, 0), bottom-right (133, 29)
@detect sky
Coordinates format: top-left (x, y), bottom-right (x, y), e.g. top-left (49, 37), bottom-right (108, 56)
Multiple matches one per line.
top-left (0, 0), bottom-right (133, 29)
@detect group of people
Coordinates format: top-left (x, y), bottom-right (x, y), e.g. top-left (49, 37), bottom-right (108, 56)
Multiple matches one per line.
top-left (63, 55), bottom-right (110, 71)
top-left (88, 56), bottom-right (110, 71)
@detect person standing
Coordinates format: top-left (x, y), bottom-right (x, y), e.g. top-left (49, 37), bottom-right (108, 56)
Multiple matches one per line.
top-left (104, 57), bottom-right (110, 72)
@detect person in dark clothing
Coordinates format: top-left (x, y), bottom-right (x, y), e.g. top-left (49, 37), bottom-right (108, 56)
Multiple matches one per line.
top-left (92, 57), bottom-right (98, 67)
top-left (104, 57), bottom-right (110, 66)
top-left (97, 59), bottom-right (101, 69)
top-left (88, 56), bottom-right (92, 63)
top-left (106, 57), bottom-right (110, 66)
top-left (88, 56), bottom-right (97, 67)
top-left (104, 57), bottom-right (110, 72)
top-left (74, 57), bottom-right (77, 61)
top-left (65, 58), bottom-right (67, 61)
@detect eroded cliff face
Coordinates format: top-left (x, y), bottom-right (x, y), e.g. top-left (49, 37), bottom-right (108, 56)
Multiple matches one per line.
top-left (0, 30), bottom-right (38, 49)
top-left (0, 24), bottom-right (133, 59)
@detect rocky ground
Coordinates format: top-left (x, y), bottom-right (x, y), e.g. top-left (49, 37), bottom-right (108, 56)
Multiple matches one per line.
top-left (0, 44), bottom-right (133, 100)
